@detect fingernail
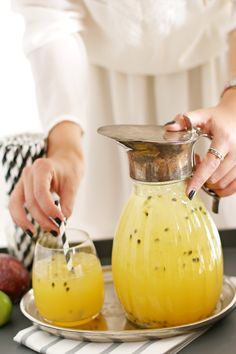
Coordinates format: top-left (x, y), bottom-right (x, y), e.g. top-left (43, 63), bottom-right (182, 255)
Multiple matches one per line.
top-left (54, 217), bottom-right (62, 226)
top-left (188, 189), bottom-right (196, 200)
top-left (26, 229), bottom-right (33, 238)
top-left (50, 230), bottom-right (58, 237)
top-left (164, 120), bottom-right (176, 126)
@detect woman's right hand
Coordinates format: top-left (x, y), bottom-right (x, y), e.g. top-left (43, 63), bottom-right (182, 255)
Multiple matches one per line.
top-left (9, 122), bottom-right (84, 237)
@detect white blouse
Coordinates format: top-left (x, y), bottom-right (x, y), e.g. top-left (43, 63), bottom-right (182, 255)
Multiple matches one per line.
top-left (12, 0), bottom-right (235, 135)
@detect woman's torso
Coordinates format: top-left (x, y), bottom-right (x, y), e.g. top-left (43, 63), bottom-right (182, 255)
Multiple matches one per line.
top-left (80, 0), bottom-right (232, 74)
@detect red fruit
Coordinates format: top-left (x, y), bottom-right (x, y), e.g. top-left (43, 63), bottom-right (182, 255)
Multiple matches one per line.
top-left (0, 254), bottom-right (30, 303)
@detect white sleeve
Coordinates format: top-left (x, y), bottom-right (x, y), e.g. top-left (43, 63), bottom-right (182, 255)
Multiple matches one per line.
top-left (12, 0), bottom-right (88, 135)
top-left (227, 0), bottom-right (236, 32)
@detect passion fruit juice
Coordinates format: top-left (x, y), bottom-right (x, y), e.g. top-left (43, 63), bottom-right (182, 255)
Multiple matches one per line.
top-left (33, 252), bottom-right (104, 327)
top-left (112, 182), bottom-right (223, 328)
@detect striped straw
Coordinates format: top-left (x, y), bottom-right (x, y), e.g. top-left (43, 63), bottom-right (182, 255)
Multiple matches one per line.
top-left (55, 201), bottom-right (74, 272)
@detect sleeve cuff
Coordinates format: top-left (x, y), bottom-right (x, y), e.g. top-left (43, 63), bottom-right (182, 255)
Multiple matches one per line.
top-left (43, 114), bottom-right (86, 138)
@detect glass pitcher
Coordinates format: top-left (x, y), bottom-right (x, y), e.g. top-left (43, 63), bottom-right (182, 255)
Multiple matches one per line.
top-left (98, 124), bottom-right (223, 329)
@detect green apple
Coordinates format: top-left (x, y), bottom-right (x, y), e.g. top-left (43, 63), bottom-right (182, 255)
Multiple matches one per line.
top-left (0, 291), bottom-right (12, 326)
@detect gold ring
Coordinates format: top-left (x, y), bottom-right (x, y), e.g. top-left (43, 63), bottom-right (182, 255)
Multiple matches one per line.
top-left (208, 148), bottom-right (224, 161)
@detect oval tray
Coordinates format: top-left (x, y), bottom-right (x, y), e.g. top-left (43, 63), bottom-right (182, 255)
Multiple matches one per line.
top-left (20, 267), bottom-right (236, 342)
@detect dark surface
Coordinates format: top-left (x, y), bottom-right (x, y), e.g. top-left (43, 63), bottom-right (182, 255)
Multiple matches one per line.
top-left (0, 234), bottom-right (236, 354)
top-left (219, 229), bottom-right (236, 247)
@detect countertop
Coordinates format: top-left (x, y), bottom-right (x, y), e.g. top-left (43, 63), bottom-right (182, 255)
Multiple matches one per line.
top-left (0, 232), bottom-right (236, 354)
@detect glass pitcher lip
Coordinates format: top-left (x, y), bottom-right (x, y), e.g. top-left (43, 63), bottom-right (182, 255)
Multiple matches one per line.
top-left (36, 228), bottom-right (92, 252)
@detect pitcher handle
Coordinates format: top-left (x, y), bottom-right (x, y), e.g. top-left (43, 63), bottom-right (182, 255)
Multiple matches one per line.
top-left (184, 115), bottom-right (220, 214)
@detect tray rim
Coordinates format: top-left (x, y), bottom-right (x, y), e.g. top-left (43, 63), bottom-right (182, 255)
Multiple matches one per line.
top-left (20, 272), bottom-right (236, 339)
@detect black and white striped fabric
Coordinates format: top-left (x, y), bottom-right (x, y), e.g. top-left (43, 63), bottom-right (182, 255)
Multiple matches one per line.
top-left (14, 326), bottom-right (207, 354)
top-left (0, 133), bottom-right (47, 269)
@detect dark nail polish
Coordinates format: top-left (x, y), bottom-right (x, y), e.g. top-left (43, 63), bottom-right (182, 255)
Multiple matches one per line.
top-left (164, 120), bottom-right (176, 126)
top-left (26, 229), bottom-right (33, 238)
top-left (50, 230), bottom-right (58, 237)
top-left (54, 217), bottom-right (62, 226)
top-left (188, 190), bottom-right (196, 200)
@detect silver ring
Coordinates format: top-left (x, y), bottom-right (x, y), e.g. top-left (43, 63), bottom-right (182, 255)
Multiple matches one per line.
top-left (208, 147), bottom-right (224, 161)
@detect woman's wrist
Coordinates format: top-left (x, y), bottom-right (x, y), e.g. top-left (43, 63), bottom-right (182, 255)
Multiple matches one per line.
top-left (47, 121), bottom-right (84, 161)
top-left (218, 78), bottom-right (236, 111)
top-left (221, 78), bottom-right (236, 99)
top-left (219, 88), bottom-right (236, 110)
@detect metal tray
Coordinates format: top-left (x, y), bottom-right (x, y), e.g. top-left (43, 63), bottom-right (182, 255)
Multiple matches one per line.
top-left (20, 267), bottom-right (236, 342)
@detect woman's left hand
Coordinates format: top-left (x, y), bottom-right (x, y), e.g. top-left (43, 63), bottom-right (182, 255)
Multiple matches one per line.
top-left (165, 89), bottom-right (236, 199)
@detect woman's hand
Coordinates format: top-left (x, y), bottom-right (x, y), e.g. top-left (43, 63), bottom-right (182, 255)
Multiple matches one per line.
top-left (9, 122), bottom-right (84, 236)
top-left (165, 89), bottom-right (236, 199)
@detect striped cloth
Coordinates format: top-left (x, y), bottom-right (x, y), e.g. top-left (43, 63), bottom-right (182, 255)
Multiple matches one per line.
top-left (0, 133), bottom-right (46, 269)
top-left (14, 326), bottom-right (207, 354)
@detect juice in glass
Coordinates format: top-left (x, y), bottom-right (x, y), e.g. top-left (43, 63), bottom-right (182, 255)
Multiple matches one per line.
top-left (33, 230), bottom-right (104, 327)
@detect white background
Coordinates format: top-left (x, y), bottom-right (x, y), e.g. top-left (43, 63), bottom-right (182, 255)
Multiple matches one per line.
top-left (0, 1), bottom-right (42, 247)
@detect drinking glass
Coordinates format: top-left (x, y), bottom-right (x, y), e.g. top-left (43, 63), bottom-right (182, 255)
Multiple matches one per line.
top-left (32, 229), bottom-right (104, 327)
